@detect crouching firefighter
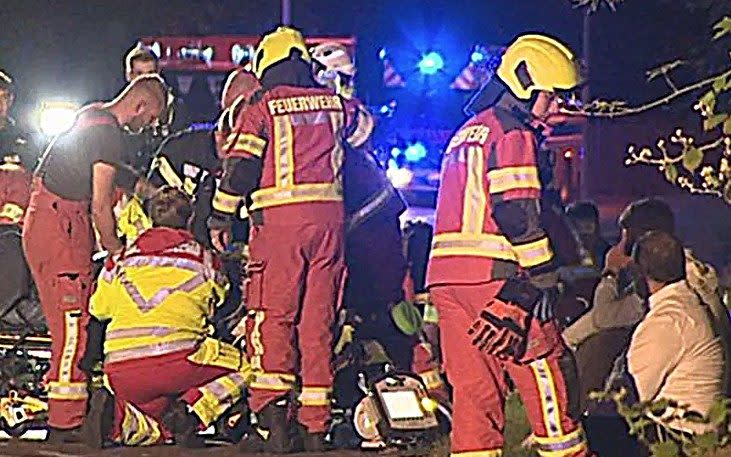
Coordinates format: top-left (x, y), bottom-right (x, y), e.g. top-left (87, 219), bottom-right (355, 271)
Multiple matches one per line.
top-left (426, 34), bottom-right (592, 457)
top-left (82, 187), bottom-right (252, 448)
top-left (208, 26), bottom-right (374, 453)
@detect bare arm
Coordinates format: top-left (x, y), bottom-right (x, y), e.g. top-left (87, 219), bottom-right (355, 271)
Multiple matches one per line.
top-left (91, 162), bottom-right (124, 254)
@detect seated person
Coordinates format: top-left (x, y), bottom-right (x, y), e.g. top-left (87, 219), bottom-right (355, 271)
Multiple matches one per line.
top-left (563, 198), bottom-right (731, 411)
top-left (627, 230), bottom-right (724, 434)
top-left (565, 201), bottom-right (611, 271)
top-left (82, 186), bottom-right (252, 448)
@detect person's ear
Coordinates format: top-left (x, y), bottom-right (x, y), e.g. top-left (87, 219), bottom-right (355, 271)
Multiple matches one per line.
top-left (134, 99), bottom-right (147, 116)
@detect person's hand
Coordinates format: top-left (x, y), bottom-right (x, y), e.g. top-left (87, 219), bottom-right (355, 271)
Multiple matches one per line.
top-left (134, 177), bottom-right (158, 200)
top-left (109, 240), bottom-right (125, 257)
top-left (210, 227), bottom-right (231, 253)
top-left (605, 240), bottom-right (632, 274)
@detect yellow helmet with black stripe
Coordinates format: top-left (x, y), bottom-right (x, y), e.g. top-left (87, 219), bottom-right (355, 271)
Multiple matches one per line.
top-left (253, 26), bottom-right (311, 79)
top-left (496, 34), bottom-right (580, 101)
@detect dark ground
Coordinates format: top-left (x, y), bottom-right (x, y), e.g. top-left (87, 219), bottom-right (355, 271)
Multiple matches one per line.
top-left (0, 441), bottom-right (384, 457)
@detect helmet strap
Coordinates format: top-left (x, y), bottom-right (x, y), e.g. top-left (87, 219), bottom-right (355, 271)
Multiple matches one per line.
top-left (463, 79), bottom-right (506, 116)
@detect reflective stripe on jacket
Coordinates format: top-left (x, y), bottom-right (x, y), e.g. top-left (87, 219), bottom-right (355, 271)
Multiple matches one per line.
top-left (426, 108), bottom-right (554, 286)
top-left (224, 86), bottom-right (373, 215)
top-left (90, 227), bottom-right (227, 363)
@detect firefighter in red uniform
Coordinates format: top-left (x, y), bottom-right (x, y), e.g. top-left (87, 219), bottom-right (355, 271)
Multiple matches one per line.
top-left (22, 75), bottom-right (167, 442)
top-left (0, 71), bottom-right (31, 227)
top-left (426, 34), bottom-right (592, 457)
top-left (0, 71), bottom-right (36, 327)
top-left (209, 68), bottom-right (262, 252)
top-left (208, 27), bottom-right (373, 453)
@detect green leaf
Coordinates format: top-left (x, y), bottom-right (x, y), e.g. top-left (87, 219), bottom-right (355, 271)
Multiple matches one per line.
top-left (694, 431), bottom-right (720, 451)
top-left (682, 147), bottom-right (704, 173)
top-left (699, 90), bottom-right (717, 113)
top-left (664, 164), bottom-right (678, 183)
top-left (703, 114), bottom-right (727, 131)
top-left (684, 412), bottom-right (709, 423)
top-left (713, 74), bottom-right (728, 93)
top-left (713, 16), bottom-right (731, 40)
top-left (650, 399), bottom-right (672, 416)
top-left (650, 440), bottom-right (679, 457)
top-left (724, 118), bottom-right (731, 135)
top-left (628, 418), bottom-right (652, 436)
top-left (706, 397), bottom-right (729, 426)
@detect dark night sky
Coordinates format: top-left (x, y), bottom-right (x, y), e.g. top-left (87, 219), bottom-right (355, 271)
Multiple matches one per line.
top-left (0, 0), bottom-right (728, 127)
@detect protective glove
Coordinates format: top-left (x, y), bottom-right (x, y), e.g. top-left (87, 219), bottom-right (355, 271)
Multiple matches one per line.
top-left (468, 299), bottom-right (530, 358)
top-left (532, 286), bottom-right (559, 323)
top-left (498, 276), bottom-right (559, 324)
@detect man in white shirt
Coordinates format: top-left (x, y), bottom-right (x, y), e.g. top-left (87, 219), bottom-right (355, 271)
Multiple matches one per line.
top-left (628, 230), bottom-right (724, 434)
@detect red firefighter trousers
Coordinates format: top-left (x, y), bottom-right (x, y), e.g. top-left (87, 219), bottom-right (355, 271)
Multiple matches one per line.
top-left (431, 282), bottom-right (591, 457)
top-left (105, 350), bottom-right (247, 446)
top-left (245, 220), bottom-right (346, 433)
top-left (22, 180), bottom-right (94, 429)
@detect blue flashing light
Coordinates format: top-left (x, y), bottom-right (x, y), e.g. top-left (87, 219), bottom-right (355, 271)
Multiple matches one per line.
top-left (380, 104), bottom-right (391, 114)
top-left (390, 147), bottom-right (402, 158)
top-left (471, 50), bottom-right (486, 64)
top-left (418, 52), bottom-right (444, 76)
top-left (404, 142), bottom-right (428, 162)
top-left (388, 158), bottom-right (399, 169)
top-left (378, 48), bottom-right (387, 60)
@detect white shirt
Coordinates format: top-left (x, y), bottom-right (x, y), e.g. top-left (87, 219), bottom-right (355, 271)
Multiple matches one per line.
top-left (627, 280), bottom-right (724, 433)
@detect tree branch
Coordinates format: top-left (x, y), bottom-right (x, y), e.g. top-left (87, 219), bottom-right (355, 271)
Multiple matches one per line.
top-left (562, 69), bottom-right (731, 118)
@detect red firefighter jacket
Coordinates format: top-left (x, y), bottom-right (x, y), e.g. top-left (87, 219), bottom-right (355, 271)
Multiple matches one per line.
top-left (209, 86), bottom-right (373, 226)
top-left (426, 107), bottom-right (556, 287)
top-left (0, 162), bottom-right (31, 225)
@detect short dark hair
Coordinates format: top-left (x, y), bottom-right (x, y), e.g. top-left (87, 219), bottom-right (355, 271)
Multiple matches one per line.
top-left (119, 73), bottom-right (168, 117)
top-left (0, 71), bottom-right (14, 94)
top-left (146, 186), bottom-right (193, 229)
top-left (125, 45), bottom-right (159, 73)
top-left (619, 198), bottom-right (675, 235)
top-left (566, 201), bottom-right (599, 223)
top-left (632, 230), bottom-right (686, 284)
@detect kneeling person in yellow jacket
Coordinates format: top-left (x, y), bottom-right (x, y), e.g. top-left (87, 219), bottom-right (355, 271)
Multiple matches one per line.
top-left (82, 186), bottom-right (252, 448)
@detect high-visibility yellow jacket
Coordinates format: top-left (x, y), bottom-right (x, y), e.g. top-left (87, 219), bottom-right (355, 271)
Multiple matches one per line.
top-left (116, 195), bottom-right (152, 247)
top-left (90, 227), bottom-right (227, 364)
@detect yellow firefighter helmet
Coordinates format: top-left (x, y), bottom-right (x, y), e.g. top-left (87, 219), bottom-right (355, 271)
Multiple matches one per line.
top-left (253, 26), bottom-right (311, 79)
top-left (496, 34), bottom-right (579, 101)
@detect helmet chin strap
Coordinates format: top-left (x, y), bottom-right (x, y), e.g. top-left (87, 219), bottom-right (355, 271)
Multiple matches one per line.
top-left (464, 79), bottom-right (551, 145)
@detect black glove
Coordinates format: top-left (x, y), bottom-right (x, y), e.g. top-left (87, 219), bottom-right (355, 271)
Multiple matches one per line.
top-left (532, 287), bottom-right (559, 323)
top-left (496, 278), bottom-right (542, 311)
top-left (468, 300), bottom-right (530, 358)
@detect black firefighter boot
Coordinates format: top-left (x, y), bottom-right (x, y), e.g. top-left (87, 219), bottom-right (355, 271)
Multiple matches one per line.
top-left (239, 399), bottom-right (293, 453)
top-left (161, 401), bottom-right (206, 448)
top-left (80, 387), bottom-right (115, 448)
top-left (295, 423), bottom-right (328, 452)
